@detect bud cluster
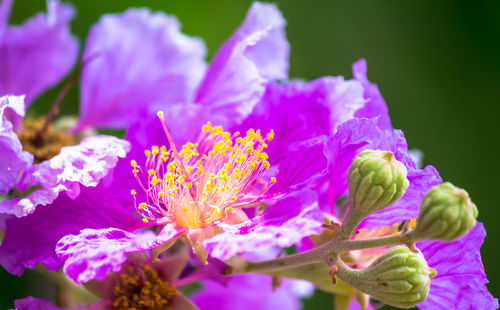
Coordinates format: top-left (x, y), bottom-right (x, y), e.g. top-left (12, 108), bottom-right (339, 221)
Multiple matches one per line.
top-left (326, 150), bottom-right (481, 308)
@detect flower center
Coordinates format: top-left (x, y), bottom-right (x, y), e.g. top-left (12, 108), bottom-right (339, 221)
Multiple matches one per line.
top-left (113, 265), bottom-right (177, 310)
top-left (16, 116), bottom-right (74, 164)
top-left (131, 113), bottom-right (276, 229)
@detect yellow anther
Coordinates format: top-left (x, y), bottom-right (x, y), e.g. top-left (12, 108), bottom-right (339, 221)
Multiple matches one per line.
top-left (185, 182), bottom-right (193, 188)
top-left (157, 111), bottom-right (164, 118)
top-left (148, 169), bottom-right (155, 176)
top-left (144, 150), bottom-right (151, 157)
top-left (264, 161), bottom-right (270, 169)
top-left (143, 218), bottom-right (149, 223)
top-left (139, 203), bottom-right (147, 209)
top-left (227, 206), bottom-right (234, 213)
top-left (132, 169), bottom-right (139, 174)
top-left (230, 196), bottom-right (237, 201)
top-left (267, 129), bottom-right (275, 141)
top-left (130, 160), bottom-right (137, 168)
top-left (130, 189), bottom-right (137, 195)
top-left (167, 162), bottom-right (176, 171)
top-left (152, 145), bottom-right (159, 155)
top-left (158, 192), bottom-right (165, 197)
top-left (195, 182), bottom-right (201, 187)
top-left (234, 131), bottom-right (240, 137)
top-left (271, 177), bottom-right (277, 183)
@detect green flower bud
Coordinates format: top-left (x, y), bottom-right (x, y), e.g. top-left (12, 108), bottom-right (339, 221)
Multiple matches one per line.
top-left (337, 246), bottom-right (436, 309)
top-left (412, 182), bottom-right (478, 241)
top-left (348, 150), bottom-right (409, 217)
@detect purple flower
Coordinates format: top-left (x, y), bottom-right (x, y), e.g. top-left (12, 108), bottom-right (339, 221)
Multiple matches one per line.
top-left (0, 2), bottom-right (318, 283)
top-left (0, 95), bottom-right (130, 218)
top-left (0, 0), bottom-right (78, 110)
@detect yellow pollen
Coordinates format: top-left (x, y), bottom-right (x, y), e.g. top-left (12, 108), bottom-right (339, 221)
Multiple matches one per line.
top-left (148, 169), bottom-right (155, 176)
top-left (271, 177), bottom-right (277, 183)
top-left (130, 160), bottom-right (137, 168)
top-left (139, 203), bottom-right (147, 209)
top-left (145, 150), bottom-right (151, 157)
top-left (130, 189), bottom-right (137, 195)
top-left (142, 218), bottom-right (149, 223)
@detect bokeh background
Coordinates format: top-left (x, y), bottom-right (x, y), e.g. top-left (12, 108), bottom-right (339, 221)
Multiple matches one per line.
top-left (1, 0), bottom-right (499, 309)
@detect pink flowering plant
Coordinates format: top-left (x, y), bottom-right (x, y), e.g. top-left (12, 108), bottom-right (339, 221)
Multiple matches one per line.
top-left (0, 1), bottom-right (496, 310)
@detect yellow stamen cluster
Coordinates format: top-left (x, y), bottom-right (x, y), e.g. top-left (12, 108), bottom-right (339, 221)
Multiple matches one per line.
top-left (130, 121), bottom-right (276, 229)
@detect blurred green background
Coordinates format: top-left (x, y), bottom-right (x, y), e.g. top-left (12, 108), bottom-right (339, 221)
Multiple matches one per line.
top-left (2, 0), bottom-right (499, 309)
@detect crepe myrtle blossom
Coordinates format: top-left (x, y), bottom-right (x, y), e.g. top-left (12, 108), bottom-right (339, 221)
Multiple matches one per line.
top-left (0, 1), bottom-right (326, 283)
top-left (0, 1), bottom-right (391, 289)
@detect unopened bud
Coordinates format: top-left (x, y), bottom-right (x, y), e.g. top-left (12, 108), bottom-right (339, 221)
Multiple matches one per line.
top-left (412, 182), bottom-right (478, 241)
top-left (348, 150), bottom-right (409, 217)
top-left (337, 246), bottom-right (435, 309)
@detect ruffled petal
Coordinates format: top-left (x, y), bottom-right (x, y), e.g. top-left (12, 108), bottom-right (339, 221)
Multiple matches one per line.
top-left (56, 225), bottom-right (186, 283)
top-left (0, 0), bottom-right (78, 105)
top-left (204, 190), bottom-right (323, 261)
top-left (76, 8), bottom-right (206, 130)
top-left (0, 186), bottom-right (142, 277)
top-left (352, 59), bottom-right (391, 129)
top-left (0, 95), bottom-right (32, 194)
top-left (195, 2), bottom-right (289, 125)
top-left (235, 76), bottom-right (365, 162)
top-left (417, 223), bottom-right (498, 310)
top-left (191, 274), bottom-right (304, 310)
top-left (0, 135), bottom-right (129, 217)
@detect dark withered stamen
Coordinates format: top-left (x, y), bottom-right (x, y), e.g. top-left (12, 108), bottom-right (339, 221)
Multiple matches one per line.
top-left (113, 265), bottom-right (177, 310)
top-left (17, 117), bottom-right (74, 164)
